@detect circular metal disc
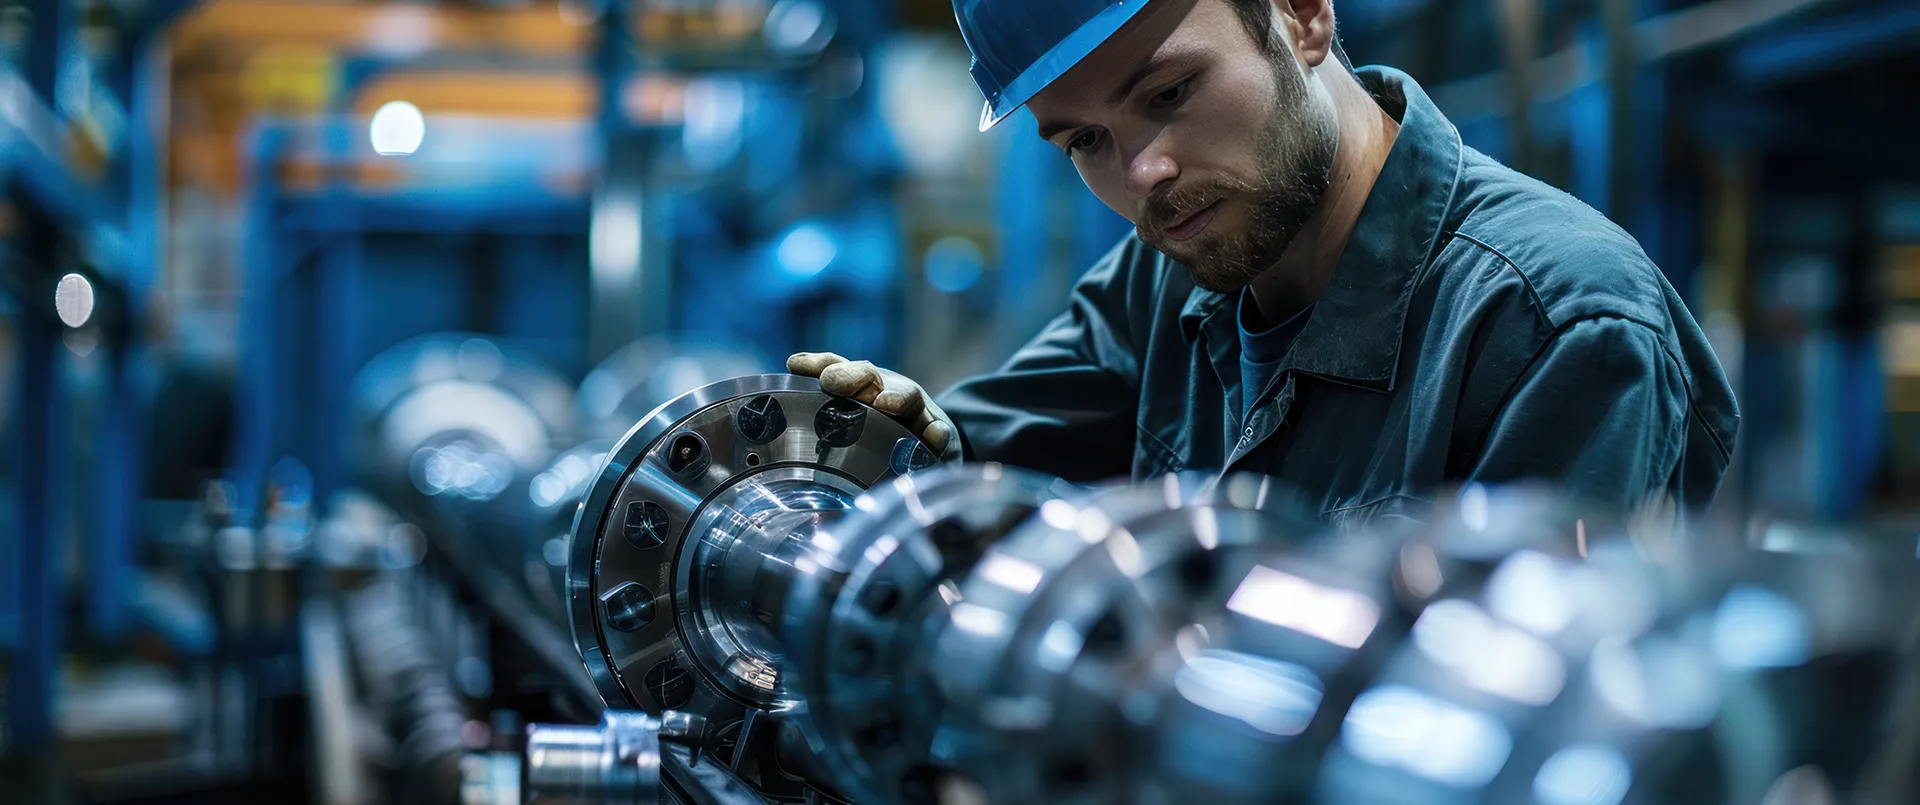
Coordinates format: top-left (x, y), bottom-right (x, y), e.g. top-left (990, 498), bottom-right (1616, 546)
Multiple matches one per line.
top-left (568, 374), bottom-right (931, 713)
top-left (781, 463), bottom-right (1075, 804)
top-left (928, 473), bottom-right (1325, 803)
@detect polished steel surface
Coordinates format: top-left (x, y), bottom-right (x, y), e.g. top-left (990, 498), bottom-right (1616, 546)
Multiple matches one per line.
top-left (568, 374), bottom-right (933, 714)
top-left (780, 463), bottom-right (1076, 805)
top-left (524, 710), bottom-right (663, 805)
top-left (927, 472), bottom-right (1325, 804)
top-left (546, 464), bottom-right (1918, 805)
top-left (679, 467), bottom-right (861, 704)
top-left (551, 371), bottom-right (1920, 805)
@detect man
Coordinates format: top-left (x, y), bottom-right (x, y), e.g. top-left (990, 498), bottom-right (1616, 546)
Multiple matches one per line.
top-left (791, 0), bottom-right (1738, 526)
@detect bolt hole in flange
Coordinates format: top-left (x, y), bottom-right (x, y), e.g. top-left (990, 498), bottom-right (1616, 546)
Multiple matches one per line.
top-left (645, 657), bottom-right (696, 709)
top-left (746, 452), bottom-right (763, 467)
top-left (890, 436), bottom-right (939, 475)
top-left (815, 397), bottom-right (868, 448)
top-left (736, 394), bottom-right (790, 444)
top-left (624, 500), bottom-right (670, 550)
top-left (859, 579), bottom-right (902, 617)
top-left (927, 518), bottom-right (977, 568)
top-left (1179, 550), bottom-right (1218, 591)
top-left (667, 431), bottom-right (710, 475)
top-left (840, 634), bottom-right (878, 675)
top-left (1083, 610), bottom-right (1128, 656)
top-left (602, 581), bottom-right (658, 632)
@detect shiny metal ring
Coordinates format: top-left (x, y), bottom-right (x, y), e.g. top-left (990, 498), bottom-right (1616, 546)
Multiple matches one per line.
top-left (568, 374), bottom-right (938, 714)
top-left (928, 472), bottom-right (1324, 803)
top-left (781, 463), bottom-right (1075, 804)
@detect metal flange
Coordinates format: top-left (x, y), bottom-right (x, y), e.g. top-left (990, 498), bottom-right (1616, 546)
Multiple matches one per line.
top-left (781, 463), bottom-right (1077, 805)
top-left (568, 374), bottom-right (941, 718)
top-left (926, 473), bottom-right (1327, 804)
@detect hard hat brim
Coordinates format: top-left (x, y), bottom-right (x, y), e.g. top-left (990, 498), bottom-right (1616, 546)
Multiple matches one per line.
top-left (976, 1), bottom-right (1153, 131)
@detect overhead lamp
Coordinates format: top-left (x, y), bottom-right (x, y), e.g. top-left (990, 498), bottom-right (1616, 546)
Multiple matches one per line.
top-left (371, 100), bottom-right (426, 156)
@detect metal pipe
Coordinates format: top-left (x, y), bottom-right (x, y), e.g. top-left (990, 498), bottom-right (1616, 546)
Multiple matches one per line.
top-left (524, 711), bottom-right (663, 805)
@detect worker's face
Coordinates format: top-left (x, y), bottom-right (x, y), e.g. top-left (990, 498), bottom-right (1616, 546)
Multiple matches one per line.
top-left (1028, 0), bottom-right (1338, 292)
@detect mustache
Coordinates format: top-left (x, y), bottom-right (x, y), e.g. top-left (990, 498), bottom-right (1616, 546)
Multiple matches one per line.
top-left (1140, 177), bottom-right (1257, 236)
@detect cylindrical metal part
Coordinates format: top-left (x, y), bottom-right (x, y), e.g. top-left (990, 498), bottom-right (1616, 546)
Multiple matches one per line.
top-left (524, 711), bottom-right (662, 805)
top-left (779, 463), bottom-right (1078, 805)
top-left (683, 472), bottom-right (859, 687)
top-left (569, 374), bottom-right (940, 717)
top-left (927, 473), bottom-right (1324, 805)
top-left (565, 373), bottom-right (945, 804)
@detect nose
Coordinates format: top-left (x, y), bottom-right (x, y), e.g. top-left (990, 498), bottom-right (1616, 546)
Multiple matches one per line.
top-left (1123, 134), bottom-right (1179, 200)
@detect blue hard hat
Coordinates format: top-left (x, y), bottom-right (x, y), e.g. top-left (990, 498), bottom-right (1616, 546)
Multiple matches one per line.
top-left (954, 0), bottom-right (1152, 131)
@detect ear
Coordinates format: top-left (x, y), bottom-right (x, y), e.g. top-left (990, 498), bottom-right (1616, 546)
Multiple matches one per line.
top-left (1277, 0), bottom-right (1337, 68)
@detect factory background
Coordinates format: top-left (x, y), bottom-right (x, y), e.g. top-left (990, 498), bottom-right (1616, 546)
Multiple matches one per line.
top-left (0, 0), bottom-right (1915, 802)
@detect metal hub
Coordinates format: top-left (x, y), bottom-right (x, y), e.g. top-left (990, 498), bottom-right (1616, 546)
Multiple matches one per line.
top-left (780, 463), bottom-right (1078, 804)
top-left (926, 473), bottom-right (1329, 804)
top-left (568, 374), bottom-right (939, 716)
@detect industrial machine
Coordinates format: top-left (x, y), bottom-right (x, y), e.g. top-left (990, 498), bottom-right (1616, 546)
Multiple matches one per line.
top-left (408, 366), bottom-right (1920, 805)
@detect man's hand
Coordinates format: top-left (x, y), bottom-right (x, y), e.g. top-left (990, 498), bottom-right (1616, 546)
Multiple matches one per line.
top-left (787, 352), bottom-right (958, 458)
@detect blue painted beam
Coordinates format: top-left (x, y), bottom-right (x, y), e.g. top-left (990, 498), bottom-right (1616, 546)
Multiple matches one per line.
top-left (87, 24), bottom-right (176, 644)
top-left (230, 124), bottom-right (290, 523)
top-left (115, 0), bottom-right (201, 64)
top-left (22, 0), bottom-right (71, 107)
top-left (274, 192), bottom-right (589, 235)
top-left (9, 306), bottom-right (68, 749)
top-left (90, 341), bottom-right (140, 642)
top-left (1732, 0), bottom-right (1920, 85)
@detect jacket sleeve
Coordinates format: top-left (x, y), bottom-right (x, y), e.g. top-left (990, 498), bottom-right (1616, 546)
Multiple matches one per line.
top-left (935, 240), bottom-right (1149, 483)
top-left (1466, 315), bottom-right (1698, 517)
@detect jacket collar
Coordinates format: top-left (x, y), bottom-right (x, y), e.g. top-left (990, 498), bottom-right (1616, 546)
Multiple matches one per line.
top-left (1179, 67), bottom-right (1464, 392)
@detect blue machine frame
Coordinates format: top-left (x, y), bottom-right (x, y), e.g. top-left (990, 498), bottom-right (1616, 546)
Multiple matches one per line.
top-left (1, 0), bottom-right (188, 751)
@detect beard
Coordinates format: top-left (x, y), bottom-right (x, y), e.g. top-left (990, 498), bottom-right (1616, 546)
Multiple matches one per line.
top-left (1139, 51), bottom-right (1338, 294)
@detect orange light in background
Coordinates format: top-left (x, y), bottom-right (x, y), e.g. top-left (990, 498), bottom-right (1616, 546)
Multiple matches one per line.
top-left (243, 44), bottom-right (339, 114)
top-left (354, 71), bottom-right (595, 121)
top-left (635, 0), bottom-right (768, 48)
top-left (173, 0), bottom-right (590, 59)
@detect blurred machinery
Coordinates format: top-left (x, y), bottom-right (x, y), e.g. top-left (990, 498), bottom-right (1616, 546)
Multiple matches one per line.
top-left (376, 365), bottom-right (1918, 805)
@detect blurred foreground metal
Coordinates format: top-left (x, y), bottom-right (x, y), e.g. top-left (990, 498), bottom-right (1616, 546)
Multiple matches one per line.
top-left (450, 367), bottom-right (1920, 805)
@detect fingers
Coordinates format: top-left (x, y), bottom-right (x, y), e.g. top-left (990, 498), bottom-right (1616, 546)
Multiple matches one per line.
top-left (786, 352), bottom-right (847, 378)
top-left (817, 360), bottom-right (885, 404)
top-left (789, 354), bottom-right (955, 455)
top-left (922, 418), bottom-right (954, 456)
top-left (921, 397), bottom-right (958, 457)
top-left (883, 385), bottom-right (956, 458)
top-left (872, 382), bottom-right (926, 421)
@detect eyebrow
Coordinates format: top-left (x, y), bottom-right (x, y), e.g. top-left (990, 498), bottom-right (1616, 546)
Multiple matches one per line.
top-left (1034, 47), bottom-right (1200, 142)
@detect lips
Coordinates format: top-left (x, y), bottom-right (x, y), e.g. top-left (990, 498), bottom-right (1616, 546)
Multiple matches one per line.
top-left (1162, 200), bottom-right (1221, 242)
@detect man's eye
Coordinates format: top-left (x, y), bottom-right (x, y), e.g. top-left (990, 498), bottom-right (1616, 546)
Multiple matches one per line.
top-left (1152, 79), bottom-right (1190, 108)
top-left (1066, 130), bottom-right (1102, 154)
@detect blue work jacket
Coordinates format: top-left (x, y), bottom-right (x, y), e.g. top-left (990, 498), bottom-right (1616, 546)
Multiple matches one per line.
top-left (937, 67), bottom-right (1739, 527)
